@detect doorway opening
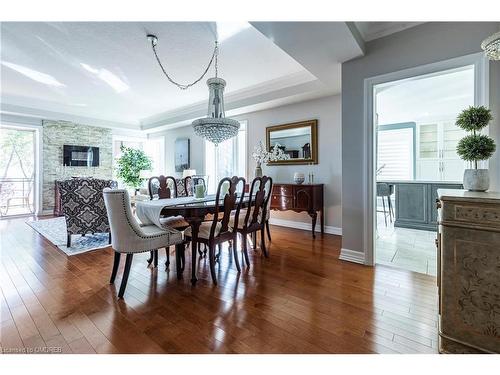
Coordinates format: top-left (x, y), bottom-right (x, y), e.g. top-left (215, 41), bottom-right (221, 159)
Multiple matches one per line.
top-left (373, 65), bottom-right (476, 275)
top-left (0, 126), bottom-right (38, 217)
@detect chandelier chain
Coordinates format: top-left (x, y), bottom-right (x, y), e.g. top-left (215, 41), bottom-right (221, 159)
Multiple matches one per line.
top-left (150, 37), bottom-right (219, 90)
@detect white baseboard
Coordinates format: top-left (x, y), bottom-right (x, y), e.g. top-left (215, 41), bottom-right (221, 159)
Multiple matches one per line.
top-left (339, 248), bottom-right (366, 264)
top-left (269, 218), bottom-right (342, 236)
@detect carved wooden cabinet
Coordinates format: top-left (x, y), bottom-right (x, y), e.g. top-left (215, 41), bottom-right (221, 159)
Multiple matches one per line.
top-left (270, 183), bottom-right (324, 237)
top-left (437, 189), bottom-right (500, 353)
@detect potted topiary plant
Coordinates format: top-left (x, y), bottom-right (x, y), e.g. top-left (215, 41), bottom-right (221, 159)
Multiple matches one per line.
top-left (115, 146), bottom-right (152, 194)
top-left (456, 106), bottom-right (496, 191)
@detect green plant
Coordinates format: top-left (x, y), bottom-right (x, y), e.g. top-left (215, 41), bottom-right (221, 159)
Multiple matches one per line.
top-left (115, 146), bottom-right (152, 189)
top-left (455, 106), bottom-right (496, 169)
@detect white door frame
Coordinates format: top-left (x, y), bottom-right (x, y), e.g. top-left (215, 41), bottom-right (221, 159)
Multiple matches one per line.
top-left (1, 115), bottom-right (44, 216)
top-left (363, 52), bottom-right (489, 266)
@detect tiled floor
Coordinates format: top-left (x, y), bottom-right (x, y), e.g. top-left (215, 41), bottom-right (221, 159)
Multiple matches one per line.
top-left (375, 212), bottom-right (437, 276)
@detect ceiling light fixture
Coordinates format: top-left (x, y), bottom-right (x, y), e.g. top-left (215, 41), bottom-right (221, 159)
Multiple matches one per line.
top-left (147, 33), bottom-right (240, 145)
top-left (481, 31), bottom-right (500, 60)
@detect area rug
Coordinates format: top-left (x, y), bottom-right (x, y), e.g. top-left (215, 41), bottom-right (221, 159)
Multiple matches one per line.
top-left (26, 217), bottom-right (110, 256)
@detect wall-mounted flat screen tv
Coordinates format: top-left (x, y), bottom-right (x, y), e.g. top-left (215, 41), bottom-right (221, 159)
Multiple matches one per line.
top-left (63, 145), bottom-right (100, 167)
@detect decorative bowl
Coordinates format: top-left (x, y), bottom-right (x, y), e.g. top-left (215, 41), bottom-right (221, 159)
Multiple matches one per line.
top-left (294, 172), bottom-right (305, 185)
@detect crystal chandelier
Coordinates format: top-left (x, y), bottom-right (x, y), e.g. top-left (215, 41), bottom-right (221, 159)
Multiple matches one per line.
top-left (147, 33), bottom-right (240, 145)
top-left (481, 31), bottom-right (500, 60)
top-left (192, 77), bottom-right (240, 144)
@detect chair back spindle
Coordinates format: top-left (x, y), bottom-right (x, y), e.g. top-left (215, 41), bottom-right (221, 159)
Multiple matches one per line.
top-left (184, 175), bottom-right (208, 197)
top-left (148, 175), bottom-right (177, 199)
top-left (210, 176), bottom-right (245, 240)
top-left (244, 176), bottom-right (273, 230)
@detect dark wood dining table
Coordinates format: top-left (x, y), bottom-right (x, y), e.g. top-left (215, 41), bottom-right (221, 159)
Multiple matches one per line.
top-left (137, 194), bottom-right (251, 284)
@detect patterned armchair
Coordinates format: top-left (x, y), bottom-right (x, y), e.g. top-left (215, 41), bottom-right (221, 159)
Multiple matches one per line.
top-left (176, 178), bottom-right (188, 197)
top-left (58, 178), bottom-right (117, 247)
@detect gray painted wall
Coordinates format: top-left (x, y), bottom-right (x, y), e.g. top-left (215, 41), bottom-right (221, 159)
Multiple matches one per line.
top-left (236, 95), bottom-right (342, 230)
top-left (154, 125), bottom-right (206, 180)
top-left (151, 94), bottom-right (342, 230)
top-left (488, 58), bottom-right (500, 193)
top-left (42, 120), bottom-right (113, 211)
top-left (342, 22), bottom-right (500, 256)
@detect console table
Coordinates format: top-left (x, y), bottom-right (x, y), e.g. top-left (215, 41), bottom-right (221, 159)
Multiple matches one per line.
top-left (270, 183), bottom-right (324, 237)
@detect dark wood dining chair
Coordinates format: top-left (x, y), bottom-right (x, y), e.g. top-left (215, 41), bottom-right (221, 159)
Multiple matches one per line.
top-left (230, 176), bottom-right (273, 267)
top-left (184, 176), bottom-right (246, 284)
top-left (147, 175), bottom-right (188, 268)
top-left (148, 175), bottom-right (177, 199)
top-left (183, 175), bottom-right (208, 197)
top-left (302, 142), bottom-right (311, 159)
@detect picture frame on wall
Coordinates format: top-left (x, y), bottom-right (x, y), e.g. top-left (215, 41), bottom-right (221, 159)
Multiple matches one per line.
top-left (174, 138), bottom-right (190, 172)
top-left (266, 119), bottom-right (318, 165)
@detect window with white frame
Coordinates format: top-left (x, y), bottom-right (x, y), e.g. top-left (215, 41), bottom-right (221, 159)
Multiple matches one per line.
top-left (112, 135), bottom-right (165, 184)
top-left (377, 123), bottom-right (415, 180)
top-left (204, 121), bottom-right (247, 193)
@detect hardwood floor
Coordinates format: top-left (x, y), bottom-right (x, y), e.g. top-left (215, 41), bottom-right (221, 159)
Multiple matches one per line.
top-left (0, 216), bottom-right (439, 354)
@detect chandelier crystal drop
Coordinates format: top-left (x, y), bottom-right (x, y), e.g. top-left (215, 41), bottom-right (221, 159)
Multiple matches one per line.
top-left (192, 77), bottom-right (240, 145)
top-left (481, 31), bottom-right (500, 60)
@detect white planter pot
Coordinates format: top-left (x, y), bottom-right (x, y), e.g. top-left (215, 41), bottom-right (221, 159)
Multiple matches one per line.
top-left (463, 169), bottom-right (490, 192)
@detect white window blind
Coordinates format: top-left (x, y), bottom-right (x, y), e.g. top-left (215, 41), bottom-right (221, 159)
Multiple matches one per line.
top-left (377, 127), bottom-right (414, 180)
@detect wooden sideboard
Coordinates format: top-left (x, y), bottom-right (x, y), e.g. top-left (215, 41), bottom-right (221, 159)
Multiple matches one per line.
top-left (270, 183), bottom-right (324, 237)
top-left (437, 189), bottom-right (500, 354)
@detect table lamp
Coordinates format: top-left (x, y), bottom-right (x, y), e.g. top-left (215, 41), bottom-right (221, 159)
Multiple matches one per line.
top-left (138, 170), bottom-right (151, 195)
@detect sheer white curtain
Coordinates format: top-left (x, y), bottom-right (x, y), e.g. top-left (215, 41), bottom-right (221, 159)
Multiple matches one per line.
top-left (205, 121), bottom-right (247, 193)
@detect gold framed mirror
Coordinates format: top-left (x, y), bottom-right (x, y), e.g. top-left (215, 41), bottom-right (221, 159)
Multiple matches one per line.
top-left (266, 119), bottom-right (318, 165)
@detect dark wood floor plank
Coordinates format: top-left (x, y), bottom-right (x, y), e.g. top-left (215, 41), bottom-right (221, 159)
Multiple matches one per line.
top-left (0, 217), bottom-right (439, 353)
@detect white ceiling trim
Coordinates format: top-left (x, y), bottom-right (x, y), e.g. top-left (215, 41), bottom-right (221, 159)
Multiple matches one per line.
top-left (250, 22), bottom-right (364, 88)
top-left (355, 22), bottom-right (423, 42)
top-left (140, 71), bottom-right (324, 131)
top-left (0, 103), bottom-right (139, 131)
top-left (146, 87), bottom-right (337, 135)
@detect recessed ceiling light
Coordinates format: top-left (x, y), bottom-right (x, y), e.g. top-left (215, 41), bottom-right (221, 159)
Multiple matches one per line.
top-left (1, 61), bottom-right (65, 87)
top-left (80, 63), bottom-right (129, 93)
top-left (216, 22), bottom-right (251, 42)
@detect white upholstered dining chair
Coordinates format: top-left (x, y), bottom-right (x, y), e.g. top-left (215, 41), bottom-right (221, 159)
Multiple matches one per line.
top-left (103, 188), bottom-right (184, 298)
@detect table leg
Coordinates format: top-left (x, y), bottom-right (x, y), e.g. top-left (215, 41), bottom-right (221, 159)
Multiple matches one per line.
top-left (189, 219), bottom-right (202, 285)
top-left (308, 212), bottom-right (317, 238)
top-left (175, 243), bottom-right (183, 280)
top-left (320, 209), bottom-right (324, 235)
